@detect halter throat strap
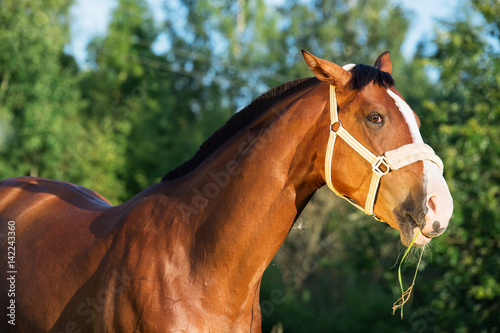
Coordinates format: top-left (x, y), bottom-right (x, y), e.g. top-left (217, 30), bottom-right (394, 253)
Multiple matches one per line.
top-left (325, 85), bottom-right (444, 221)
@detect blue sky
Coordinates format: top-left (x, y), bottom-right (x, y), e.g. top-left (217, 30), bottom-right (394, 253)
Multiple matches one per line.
top-left (68, 0), bottom-right (459, 65)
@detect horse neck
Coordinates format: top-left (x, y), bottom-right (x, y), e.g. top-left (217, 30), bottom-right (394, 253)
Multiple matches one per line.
top-left (158, 81), bottom-right (329, 294)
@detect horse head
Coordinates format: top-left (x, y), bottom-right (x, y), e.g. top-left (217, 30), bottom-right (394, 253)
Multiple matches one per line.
top-left (303, 50), bottom-right (453, 246)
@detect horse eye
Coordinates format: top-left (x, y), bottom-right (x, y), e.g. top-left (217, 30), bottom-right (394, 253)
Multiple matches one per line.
top-left (367, 113), bottom-right (383, 123)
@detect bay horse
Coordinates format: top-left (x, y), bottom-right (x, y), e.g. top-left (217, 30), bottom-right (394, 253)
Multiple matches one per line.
top-left (0, 50), bottom-right (453, 332)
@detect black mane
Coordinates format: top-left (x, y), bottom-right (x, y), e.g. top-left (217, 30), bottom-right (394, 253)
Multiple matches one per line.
top-left (161, 63), bottom-right (395, 182)
top-left (161, 77), bottom-right (319, 181)
top-left (350, 63), bottom-right (395, 90)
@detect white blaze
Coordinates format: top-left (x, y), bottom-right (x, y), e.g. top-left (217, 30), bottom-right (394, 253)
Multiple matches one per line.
top-left (386, 89), bottom-right (423, 143)
top-left (386, 88), bottom-right (453, 242)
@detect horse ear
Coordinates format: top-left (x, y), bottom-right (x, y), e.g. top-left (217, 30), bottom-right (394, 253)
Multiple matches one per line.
top-left (374, 51), bottom-right (392, 74)
top-left (301, 49), bottom-right (352, 90)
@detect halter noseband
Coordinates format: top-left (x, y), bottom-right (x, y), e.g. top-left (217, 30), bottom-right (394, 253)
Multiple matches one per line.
top-left (325, 85), bottom-right (444, 222)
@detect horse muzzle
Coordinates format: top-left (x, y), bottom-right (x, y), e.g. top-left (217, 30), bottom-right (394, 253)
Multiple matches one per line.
top-left (421, 172), bottom-right (453, 236)
top-left (412, 161), bottom-right (454, 245)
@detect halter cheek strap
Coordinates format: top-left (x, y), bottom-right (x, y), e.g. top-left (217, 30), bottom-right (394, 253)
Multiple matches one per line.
top-left (325, 85), bottom-right (444, 222)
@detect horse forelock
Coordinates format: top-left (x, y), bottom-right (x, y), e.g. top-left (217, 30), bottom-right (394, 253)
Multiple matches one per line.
top-left (349, 63), bottom-right (395, 90)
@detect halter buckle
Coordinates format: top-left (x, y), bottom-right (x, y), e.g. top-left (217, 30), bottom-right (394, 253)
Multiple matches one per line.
top-left (372, 156), bottom-right (390, 176)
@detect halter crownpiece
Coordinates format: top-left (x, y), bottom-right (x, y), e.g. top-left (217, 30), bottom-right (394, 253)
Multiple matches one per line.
top-left (325, 85), bottom-right (444, 222)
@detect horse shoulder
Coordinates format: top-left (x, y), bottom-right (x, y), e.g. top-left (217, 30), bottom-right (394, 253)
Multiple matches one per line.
top-left (0, 177), bottom-right (119, 331)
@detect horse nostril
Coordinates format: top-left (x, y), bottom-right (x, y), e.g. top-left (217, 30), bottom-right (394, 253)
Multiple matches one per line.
top-left (432, 221), bottom-right (446, 235)
top-left (424, 194), bottom-right (450, 237)
top-left (422, 220), bottom-right (446, 237)
top-left (427, 195), bottom-right (437, 214)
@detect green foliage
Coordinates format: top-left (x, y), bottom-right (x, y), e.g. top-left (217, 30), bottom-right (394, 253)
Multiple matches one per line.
top-left (0, 0), bottom-right (85, 180)
top-left (79, 0), bottom-right (163, 201)
top-left (413, 3), bottom-right (500, 330)
top-left (0, 0), bottom-right (499, 331)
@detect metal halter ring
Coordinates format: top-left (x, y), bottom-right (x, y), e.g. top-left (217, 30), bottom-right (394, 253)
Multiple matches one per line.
top-left (330, 121), bottom-right (343, 135)
top-left (372, 156), bottom-right (390, 176)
